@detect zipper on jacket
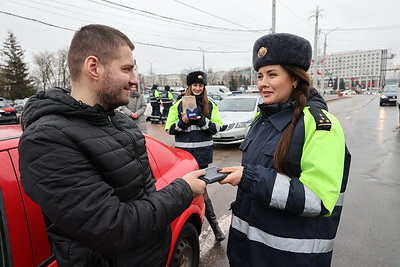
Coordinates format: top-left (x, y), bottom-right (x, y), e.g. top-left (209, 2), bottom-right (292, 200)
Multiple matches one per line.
top-left (124, 130), bottom-right (146, 189)
top-left (107, 114), bottom-right (146, 191)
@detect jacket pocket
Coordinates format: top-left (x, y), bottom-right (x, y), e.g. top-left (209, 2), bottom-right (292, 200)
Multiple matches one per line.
top-left (262, 136), bottom-right (280, 157)
top-left (239, 137), bottom-right (253, 152)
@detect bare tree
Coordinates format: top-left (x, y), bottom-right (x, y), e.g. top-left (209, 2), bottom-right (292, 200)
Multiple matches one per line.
top-left (206, 69), bottom-right (220, 85)
top-left (32, 47), bottom-right (70, 90)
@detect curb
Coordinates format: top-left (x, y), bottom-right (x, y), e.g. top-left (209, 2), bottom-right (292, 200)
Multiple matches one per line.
top-left (324, 96), bottom-right (350, 102)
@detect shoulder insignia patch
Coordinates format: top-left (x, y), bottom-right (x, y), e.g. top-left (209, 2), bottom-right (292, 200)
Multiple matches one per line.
top-left (308, 106), bottom-right (331, 131)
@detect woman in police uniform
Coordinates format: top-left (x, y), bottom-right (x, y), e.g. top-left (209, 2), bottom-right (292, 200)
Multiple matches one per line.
top-left (165, 71), bottom-right (226, 242)
top-left (220, 33), bottom-right (351, 266)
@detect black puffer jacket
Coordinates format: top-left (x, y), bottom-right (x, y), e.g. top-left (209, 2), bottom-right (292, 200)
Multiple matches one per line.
top-left (18, 87), bottom-right (193, 266)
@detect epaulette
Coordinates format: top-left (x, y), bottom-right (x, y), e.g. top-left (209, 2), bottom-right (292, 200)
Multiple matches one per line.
top-left (308, 106), bottom-right (331, 131)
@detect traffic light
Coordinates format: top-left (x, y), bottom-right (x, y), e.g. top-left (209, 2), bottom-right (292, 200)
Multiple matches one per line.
top-left (328, 77), bottom-right (333, 87)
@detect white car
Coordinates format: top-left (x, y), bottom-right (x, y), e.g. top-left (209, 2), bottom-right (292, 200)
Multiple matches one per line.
top-left (206, 85), bottom-right (232, 98)
top-left (341, 90), bottom-right (356, 95)
top-left (213, 94), bottom-right (261, 145)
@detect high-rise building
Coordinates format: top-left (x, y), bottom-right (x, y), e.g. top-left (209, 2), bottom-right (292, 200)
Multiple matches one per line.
top-left (311, 49), bottom-right (395, 92)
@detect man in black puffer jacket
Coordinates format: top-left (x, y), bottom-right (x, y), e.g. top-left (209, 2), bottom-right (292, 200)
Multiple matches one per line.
top-left (18, 24), bottom-right (207, 267)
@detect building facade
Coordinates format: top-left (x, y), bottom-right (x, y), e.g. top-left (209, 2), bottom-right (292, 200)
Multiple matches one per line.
top-left (311, 49), bottom-right (396, 93)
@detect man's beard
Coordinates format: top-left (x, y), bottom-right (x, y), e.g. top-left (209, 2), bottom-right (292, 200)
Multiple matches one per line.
top-left (96, 71), bottom-right (129, 111)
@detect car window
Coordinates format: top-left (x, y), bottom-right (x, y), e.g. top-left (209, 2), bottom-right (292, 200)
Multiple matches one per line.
top-left (0, 100), bottom-right (10, 109)
top-left (218, 98), bottom-right (257, 112)
top-left (209, 94), bottom-right (222, 101)
top-left (383, 86), bottom-right (397, 93)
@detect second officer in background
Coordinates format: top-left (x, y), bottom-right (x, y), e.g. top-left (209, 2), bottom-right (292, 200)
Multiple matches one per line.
top-left (165, 71), bottom-right (226, 242)
top-left (150, 84), bottom-right (161, 123)
top-left (161, 85), bottom-right (174, 123)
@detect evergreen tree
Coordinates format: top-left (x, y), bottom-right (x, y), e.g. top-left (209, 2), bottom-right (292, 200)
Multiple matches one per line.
top-left (228, 72), bottom-right (238, 91)
top-left (0, 31), bottom-right (35, 100)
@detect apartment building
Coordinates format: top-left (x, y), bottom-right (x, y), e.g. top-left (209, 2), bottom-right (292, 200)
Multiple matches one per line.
top-left (311, 49), bottom-right (396, 92)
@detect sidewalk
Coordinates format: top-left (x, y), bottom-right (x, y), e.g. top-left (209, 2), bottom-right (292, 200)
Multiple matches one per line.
top-left (324, 94), bottom-right (348, 102)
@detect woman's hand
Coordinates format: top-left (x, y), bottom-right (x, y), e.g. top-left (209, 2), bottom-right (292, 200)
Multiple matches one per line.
top-left (219, 166), bottom-right (244, 186)
top-left (181, 112), bottom-right (201, 123)
top-left (180, 112), bottom-right (189, 123)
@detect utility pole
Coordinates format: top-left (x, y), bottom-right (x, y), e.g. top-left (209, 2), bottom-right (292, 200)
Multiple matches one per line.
top-left (271, 0), bottom-right (276, 33)
top-left (309, 6), bottom-right (323, 93)
top-left (202, 50), bottom-right (205, 71)
top-left (198, 47), bottom-right (210, 72)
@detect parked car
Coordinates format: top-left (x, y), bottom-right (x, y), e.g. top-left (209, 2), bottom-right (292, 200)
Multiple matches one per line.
top-left (205, 85), bottom-right (232, 98)
top-left (341, 90), bottom-right (356, 95)
top-left (143, 91), bottom-right (150, 103)
top-left (0, 98), bottom-right (19, 125)
top-left (0, 124), bottom-right (204, 267)
top-left (208, 93), bottom-right (223, 104)
top-left (171, 91), bottom-right (181, 103)
top-left (213, 94), bottom-right (261, 144)
top-left (380, 85), bottom-right (397, 106)
top-left (12, 98), bottom-right (27, 112)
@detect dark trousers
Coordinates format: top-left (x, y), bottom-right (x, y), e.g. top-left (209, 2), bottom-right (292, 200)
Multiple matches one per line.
top-left (151, 105), bottom-right (161, 121)
top-left (161, 104), bottom-right (172, 120)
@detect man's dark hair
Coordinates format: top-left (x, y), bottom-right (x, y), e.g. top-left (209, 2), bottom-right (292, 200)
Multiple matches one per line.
top-left (68, 24), bottom-right (135, 82)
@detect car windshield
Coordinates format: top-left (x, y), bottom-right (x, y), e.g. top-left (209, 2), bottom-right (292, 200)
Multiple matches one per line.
top-left (218, 97), bottom-right (257, 112)
top-left (219, 87), bottom-right (230, 93)
top-left (0, 100), bottom-right (11, 109)
top-left (383, 86), bottom-right (397, 93)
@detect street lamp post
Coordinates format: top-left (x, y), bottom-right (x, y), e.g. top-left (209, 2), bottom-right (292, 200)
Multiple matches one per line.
top-left (147, 60), bottom-right (157, 85)
top-left (319, 27), bottom-right (338, 94)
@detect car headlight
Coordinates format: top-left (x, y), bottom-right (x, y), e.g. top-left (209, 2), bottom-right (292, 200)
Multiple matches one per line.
top-left (225, 123), bottom-right (235, 131)
top-left (380, 95), bottom-right (388, 99)
top-left (235, 122), bottom-right (247, 128)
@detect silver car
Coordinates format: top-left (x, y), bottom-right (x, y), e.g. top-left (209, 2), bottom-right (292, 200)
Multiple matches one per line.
top-left (213, 94), bottom-right (261, 145)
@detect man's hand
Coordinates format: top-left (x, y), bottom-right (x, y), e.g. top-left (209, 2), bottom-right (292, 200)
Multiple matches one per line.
top-left (182, 170), bottom-right (207, 198)
top-left (219, 166), bottom-right (244, 186)
top-left (130, 113), bottom-right (138, 119)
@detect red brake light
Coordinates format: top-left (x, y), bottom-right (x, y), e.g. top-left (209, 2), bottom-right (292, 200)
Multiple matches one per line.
top-left (2, 107), bottom-right (16, 112)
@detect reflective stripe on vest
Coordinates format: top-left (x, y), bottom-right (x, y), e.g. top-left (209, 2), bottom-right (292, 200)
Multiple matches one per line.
top-left (231, 215), bottom-right (335, 254)
top-left (175, 140), bottom-right (213, 148)
top-left (270, 173), bottom-right (344, 216)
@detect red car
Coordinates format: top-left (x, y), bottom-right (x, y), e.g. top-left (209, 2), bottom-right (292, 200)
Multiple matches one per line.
top-left (0, 125), bottom-right (204, 267)
top-left (0, 98), bottom-right (19, 125)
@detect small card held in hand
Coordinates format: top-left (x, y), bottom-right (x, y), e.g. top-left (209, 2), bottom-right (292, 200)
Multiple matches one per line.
top-left (182, 96), bottom-right (198, 118)
top-left (198, 166), bottom-right (228, 184)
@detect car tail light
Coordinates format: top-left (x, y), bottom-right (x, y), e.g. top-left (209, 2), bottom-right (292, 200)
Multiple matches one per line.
top-left (2, 107), bottom-right (16, 112)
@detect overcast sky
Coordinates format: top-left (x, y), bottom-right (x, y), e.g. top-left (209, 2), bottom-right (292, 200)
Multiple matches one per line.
top-left (1, 0), bottom-right (400, 75)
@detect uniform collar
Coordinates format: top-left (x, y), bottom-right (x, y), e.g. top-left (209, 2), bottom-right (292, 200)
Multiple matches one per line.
top-left (258, 100), bottom-right (294, 131)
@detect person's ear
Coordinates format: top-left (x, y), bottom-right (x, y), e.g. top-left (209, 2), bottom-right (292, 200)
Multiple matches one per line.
top-left (84, 56), bottom-right (102, 81)
top-left (292, 78), bottom-right (299, 89)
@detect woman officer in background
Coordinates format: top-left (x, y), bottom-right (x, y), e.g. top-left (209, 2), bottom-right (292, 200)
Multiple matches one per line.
top-left (165, 71), bottom-right (225, 242)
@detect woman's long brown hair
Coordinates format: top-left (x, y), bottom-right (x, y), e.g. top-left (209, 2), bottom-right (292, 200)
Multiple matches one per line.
top-left (185, 85), bottom-right (210, 118)
top-left (273, 65), bottom-right (313, 176)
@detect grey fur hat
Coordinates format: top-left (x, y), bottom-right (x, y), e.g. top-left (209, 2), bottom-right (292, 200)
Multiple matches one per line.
top-left (253, 33), bottom-right (312, 71)
top-left (187, 71), bottom-right (207, 86)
